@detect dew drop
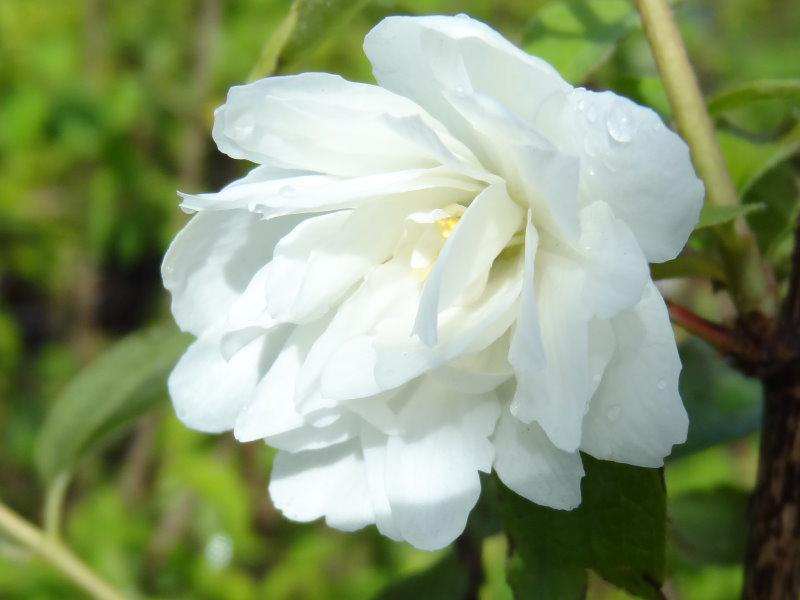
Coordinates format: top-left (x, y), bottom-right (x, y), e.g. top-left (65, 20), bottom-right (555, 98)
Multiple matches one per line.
top-left (607, 105), bottom-right (634, 143)
top-left (657, 378), bottom-right (667, 390)
top-left (453, 84), bottom-right (467, 97)
top-left (607, 404), bottom-right (621, 421)
top-left (247, 200), bottom-right (257, 212)
top-left (586, 104), bottom-right (598, 123)
top-left (583, 244), bottom-right (592, 252)
top-left (279, 185), bottom-right (297, 199)
top-left (455, 12), bottom-right (470, 19)
top-left (587, 167), bottom-right (596, 177)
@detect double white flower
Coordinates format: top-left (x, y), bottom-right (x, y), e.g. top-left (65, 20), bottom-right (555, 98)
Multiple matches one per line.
top-left (163, 15), bottom-right (703, 550)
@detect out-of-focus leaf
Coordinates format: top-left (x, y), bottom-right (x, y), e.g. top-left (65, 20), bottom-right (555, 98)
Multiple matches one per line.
top-left (372, 551), bottom-right (468, 600)
top-left (669, 485), bottom-right (749, 566)
top-left (695, 202), bottom-right (764, 229)
top-left (250, 0), bottom-right (372, 79)
top-left (497, 457), bottom-right (666, 600)
top-left (718, 123), bottom-right (800, 195)
top-left (708, 80), bottom-right (800, 115)
top-left (523, 0), bottom-right (638, 84)
top-left (670, 339), bottom-right (762, 460)
top-left (34, 324), bottom-right (191, 482)
top-left (650, 254), bottom-right (726, 282)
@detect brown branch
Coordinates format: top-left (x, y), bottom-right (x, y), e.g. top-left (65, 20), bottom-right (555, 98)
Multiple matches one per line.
top-left (666, 300), bottom-right (758, 363)
top-left (781, 213), bottom-right (800, 330)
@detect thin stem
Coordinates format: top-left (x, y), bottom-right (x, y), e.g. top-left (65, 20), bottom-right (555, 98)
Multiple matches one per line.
top-left (0, 500), bottom-right (127, 600)
top-left (43, 471), bottom-right (70, 539)
top-left (666, 300), bottom-right (756, 362)
top-left (635, 0), bottom-right (776, 316)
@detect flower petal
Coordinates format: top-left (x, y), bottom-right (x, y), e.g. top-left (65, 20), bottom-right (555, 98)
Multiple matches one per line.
top-left (493, 409), bottom-right (584, 510)
top-left (384, 378), bottom-right (499, 550)
top-left (212, 72), bottom-right (476, 176)
top-left (318, 254), bottom-right (524, 403)
top-left (269, 439), bottom-right (374, 532)
top-left (580, 282), bottom-right (688, 467)
top-left (162, 210), bottom-right (300, 335)
top-left (168, 329), bottom-right (269, 433)
top-left (535, 87), bottom-right (703, 262)
top-left (364, 15), bottom-right (568, 152)
top-left (414, 184), bottom-right (524, 345)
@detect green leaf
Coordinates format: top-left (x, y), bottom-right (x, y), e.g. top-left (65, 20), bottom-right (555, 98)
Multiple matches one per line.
top-left (371, 552), bottom-right (468, 600)
top-left (523, 0), bottom-right (638, 84)
top-left (650, 253), bottom-right (726, 282)
top-left (670, 339), bottom-right (762, 460)
top-left (708, 80), bottom-right (800, 115)
top-left (250, 0), bottom-right (372, 79)
top-left (669, 486), bottom-right (749, 566)
top-left (695, 202), bottom-right (764, 229)
top-left (34, 324), bottom-right (191, 482)
top-left (718, 123), bottom-right (800, 195)
top-left (497, 457), bottom-right (666, 600)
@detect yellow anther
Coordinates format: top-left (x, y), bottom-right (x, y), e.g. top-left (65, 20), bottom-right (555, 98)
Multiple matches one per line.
top-left (435, 215), bottom-right (460, 239)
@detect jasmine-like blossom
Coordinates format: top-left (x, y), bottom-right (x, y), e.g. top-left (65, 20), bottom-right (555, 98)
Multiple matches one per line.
top-left (163, 14), bottom-right (703, 550)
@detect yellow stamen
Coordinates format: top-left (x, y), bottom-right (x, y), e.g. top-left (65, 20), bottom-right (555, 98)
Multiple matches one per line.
top-left (435, 215), bottom-right (460, 239)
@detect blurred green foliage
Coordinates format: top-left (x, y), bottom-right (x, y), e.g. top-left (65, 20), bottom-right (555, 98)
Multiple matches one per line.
top-left (0, 0), bottom-right (798, 598)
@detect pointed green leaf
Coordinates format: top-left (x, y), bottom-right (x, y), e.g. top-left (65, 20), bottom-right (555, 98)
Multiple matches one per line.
top-left (708, 80), bottom-right (800, 115)
top-left (695, 202), bottom-right (764, 229)
top-left (497, 457), bottom-right (666, 600)
top-left (670, 339), bottom-right (762, 460)
top-left (718, 123), bottom-right (800, 195)
top-left (250, 0), bottom-right (371, 79)
top-left (34, 324), bottom-right (191, 482)
top-left (523, 0), bottom-right (638, 84)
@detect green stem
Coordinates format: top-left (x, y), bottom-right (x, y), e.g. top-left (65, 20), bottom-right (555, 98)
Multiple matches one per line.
top-left (43, 471), bottom-right (70, 539)
top-left (0, 500), bottom-right (127, 600)
top-left (635, 0), bottom-right (776, 316)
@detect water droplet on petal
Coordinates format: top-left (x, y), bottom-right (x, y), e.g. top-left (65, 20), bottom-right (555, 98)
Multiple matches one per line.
top-left (279, 185), bottom-right (297, 199)
top-left (607, 404), bottom-right (621, 421)
top-left (586, 104), bottom-right (598, 123)
top-left (455, 12), bottom-right (470, 19)
top-left (607, 105), bottom-right (635, 143)
top-left (587, 167), bottom-right (596, 177)
top-left (453, 84), bottom-right (468, 98)
top-left (657, 378), bottom-right (667, 390)
top-left (247, 201), bottom-right (257, 212)
top-left (583, 244), bottom-right (592, 252)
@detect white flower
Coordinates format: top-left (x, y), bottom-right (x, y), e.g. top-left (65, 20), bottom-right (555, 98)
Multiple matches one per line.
top-left (162, 14), bottom-right (703, 550)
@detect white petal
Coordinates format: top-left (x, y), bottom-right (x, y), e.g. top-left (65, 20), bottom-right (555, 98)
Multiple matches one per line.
top-left (577, 201), bottom-right (649, 320)
top-left (384, 379), bottom-right (499, 550)
top-left (269, 440), bottom-right (374, 532)
top-left (320, 254), bottom-right (524, 403)
top-left (493, 410), bottom-right (584, 510)
top-left (168, 329), bottom-right (268, 433)
top-left (364, 15), bottom-right (569, 153)
top-left (234, 318), bottom-right (357, 452)
top-left (431, 330), bottom-right (514, 394)
top-left (161, 210), bottom-right (300, 335)
top-left (212, 72), bottom-right (476, 176)
top-left (180, 166), bottom-right (481, 219)
top-left (581, 282), bottom-right (688, 467)
top-left (508, 212), bottom-right (545, 374)
top-left (360, 426), bottom-right (402, 540)
top-left (535, 88), bottom-right (703, 262)
top-left (414, 184), bottom-right (524, 345)
top-left (510, 252), bottom-right (589, 452)
top-left (441, 89), bottom-right (581, 240)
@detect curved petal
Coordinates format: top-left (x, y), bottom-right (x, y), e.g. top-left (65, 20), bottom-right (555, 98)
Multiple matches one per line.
top-left (414, 184), bottom-right (524, 345)
top-left (535, 87), bottom-right (703, 262)
top-left (364, 15), bottom-right (569, 153)
top-left (383, 378), bottom-right (499, 550)
top-left (168, 329), bottom-right (269, 433)
top-left (180, 166), bottom-right (482, 219)
top-left (576, 201), bottom-right (649, 320)
top-left (493, 410), bottom-right (584, 510)
top-left (269, 439), bottom-right (374, 532)
top-left (580, 282), bottom-right (688, 467)
top-left (318, 254), bottom-right (524, 404)
top-left (212, 72), bottom-right (478, 177)
top-left (161, 210), bottom-right (299, 335)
